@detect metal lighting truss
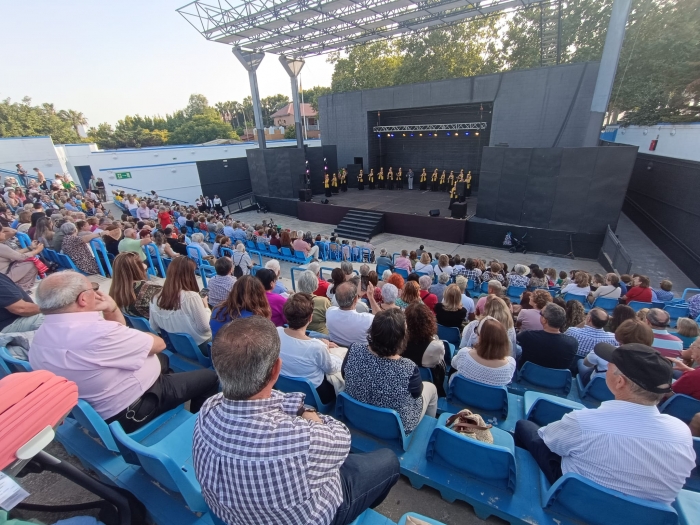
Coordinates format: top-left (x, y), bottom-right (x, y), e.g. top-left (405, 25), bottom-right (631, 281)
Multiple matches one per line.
top-left (373, 122), bottom-right (487, 132)
top-left (177, 0), bottom-right (540, 58)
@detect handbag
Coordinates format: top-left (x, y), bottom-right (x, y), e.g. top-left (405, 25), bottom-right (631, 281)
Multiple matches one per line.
top-left (445, 409), bottom-right (493, 444)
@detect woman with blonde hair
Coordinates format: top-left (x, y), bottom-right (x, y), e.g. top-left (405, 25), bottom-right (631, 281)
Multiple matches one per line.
top-left (560, 271), bottom-right (591, 296)
top-left (396, 280), bottom-right (421, 310)
top-left (460, 295), bottom-right (518, 356)
top-left (109, 252), bottom-right (163, 319)
top-left (433, 254), bottom-right (453, 279)
top-left (414, 252), bottom-right (434, 277)
top-left (676, 318), bottom-right (699, 349)
top-left (434, 284), bottom-right (467, 327)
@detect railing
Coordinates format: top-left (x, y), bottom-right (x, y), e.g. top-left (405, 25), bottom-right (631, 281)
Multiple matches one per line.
top-left (109, 183), bottom-right (189, 204)
top-left (598, 225), bottom-right (632, 275)
top-left (306, 125), bottom-right (320, 131)
top-left (226, 193), bottom-right (256, 213)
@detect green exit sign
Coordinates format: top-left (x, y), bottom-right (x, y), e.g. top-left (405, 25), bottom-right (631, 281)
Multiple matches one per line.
top-left (115, 172), bottom-right (132, 180)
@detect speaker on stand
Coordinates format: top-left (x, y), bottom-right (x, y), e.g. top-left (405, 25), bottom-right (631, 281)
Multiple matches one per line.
top-left (298, 189), bottom-right (312, 202)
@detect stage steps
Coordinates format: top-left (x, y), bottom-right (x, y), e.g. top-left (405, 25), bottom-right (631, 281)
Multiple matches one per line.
top-left (334, 210), bottom-right (384, 241)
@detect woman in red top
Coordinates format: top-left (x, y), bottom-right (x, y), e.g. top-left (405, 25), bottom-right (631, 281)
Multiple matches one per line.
top-left (157, 206), bottom-right (171, 230)
top-left (624, 274), bottom-right (653, 304)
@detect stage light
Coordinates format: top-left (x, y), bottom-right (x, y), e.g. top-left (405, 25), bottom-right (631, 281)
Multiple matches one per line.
top-left (475, 132), bottom-right (480, 136)
top-left (419, 133), bottom-right (422, 136)
top-left (306, 169), bottom-right (310, 173)
top-left (387, 133), bottom-right (391, 137)
top-left (377, 134), bottom-right (381, 137)
top-left (455, 133), bottom-right (459, 136)
top-left (465, 132), bottom-right (469, 136)
top-left (324, 166), bottom-right (328, 170)
top-left (428, 133), bottom-right (432, 136)
top-left (447, 132), bottom-right (450, 136)
top-left (402, 133), bottom-right (406, 137)
top-left (410, 134), bottom-right (414, 137)
top-left (323, 158), bottom-right (327, 162)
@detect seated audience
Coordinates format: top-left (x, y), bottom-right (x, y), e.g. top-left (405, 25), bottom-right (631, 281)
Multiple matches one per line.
top-left (109, 252), bottom-right (163, 319)
top-left (671, 339), bottom-right (700, 400)
top-left (562, 299), bottom-right (585, 332)
top-left (375, 248), bottom-right (394, 270)
top-left (188, 232), bottom-right (214, 261)
top-left (278, 293), bottom-right (344, 404)
top-left (153, 230), bottom-right (178, 258)
top-left (565, 308), bottom-right (617, 362)
top-left (264, 259), bottom-right (288, 295)
top-left (517, 303), bottom-right (578, 370)
top-left (193, 316), bottom-right (399, 525)
top-left (452, 318), bottom-right (516, 387)
top-left (393, 250), bottom-right (412, 273)
top-left (326, 281), bottom-right (379, 347)
top-left (414, 252), bottom-right (434, 277)
top-left (454, 276), bottom-right (475, 316)
top-left (377, 269), bottom-right (392, 289)
top-left (0, 230), bottom-right (43, 291)
top-left (396, 280), bottom-right (421, 310)
top-left (292, 230), bottom-right (319, 259)
top-left (481, 261), bottom-right (505, 286)
top-left (377, 283), bottom-right (400, 310)
top-left (434, 284), bottom-right (467, 328)
top-left (256, 268), bottom-right (287, 327)
top-left (607, 304), bottom-right (636, 332)
top-left (652, 279), bottom-right (674, 302)
top-left (429, 272), bottom-right (451, 303)
top-left (232, 243), bottom-right (253, 276)
top-left (475, 280), bottom-right (503, 315)
top-left (588, 273), bottom-right (622, 303)
top-left (307, 262), bottom-right (329, 298)
top-left (527, 267), bottom-right (548, 289)
top-left (560, 271), bottom-right (591, 297)
top-left (164, 227), bottom-right (188, 256)
top-left (507, 264), bottom-right (530, 288)
top-left (0, 272), bottom-right (43, 333)
top-left (514, 343), bottom-right (695, 504)
top-left (117, 227), bottom-right (148, 262)
top-left (623, 274), bottom-right (653, 304)
top-left (207, 257), bottom-right (236, 308)
top-left (60, 222), bottom-right (100, 275)
top-left (343, 309), bottom-right (438, 434)
top-left (30, 271), bottom-right (218, 432)
top-left (149, 257), bottom-right (212, 352)
top-left (645, 308), bottom-right (683, 358)
top-left (327, 267), bottom-right (348, 307)
top-left (433, 254), bottom-right (453, 280)
top-left (676, 317), bottom-right (699, 348)
top-left (210, 275), bottom-right (271, 339)
top-left (578, 319), bottom-right (653, 386)
top-left (297, 270), bottom-right (331, 334)
top-left (403, 303), bottom-right (446, 395)
top-left (687, 292), bottom-right (700, 320)
top-left (418, 275), bottom-right (438, 312)
top-left (517, 289), bottom-right (552, 332)
top-left (461, 295), bottom-right (518, 356)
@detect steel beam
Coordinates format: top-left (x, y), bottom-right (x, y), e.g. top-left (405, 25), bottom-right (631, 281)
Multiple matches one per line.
top-left (232, 47), bottom-right (267, 149)
top-left (279, 55), bottom-right (305, 149)
top-left (372, 122), bottom-right (488, 132)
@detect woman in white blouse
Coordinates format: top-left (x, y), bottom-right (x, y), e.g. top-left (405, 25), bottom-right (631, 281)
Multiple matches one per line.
top-left (451, 318), bottom-right (516, 386)
top-left (433, 254), bottom-right (453, 279)
top-left (149, 257), bottom-right (212, 353)
top-left (414, 252), bottom-right (434, 277)
top-left (460, 295), bottom-right (518, 357)
top-left (587, 272), bottom-right (622, 304)
top-left (560, 271), bottom-right (591, 297)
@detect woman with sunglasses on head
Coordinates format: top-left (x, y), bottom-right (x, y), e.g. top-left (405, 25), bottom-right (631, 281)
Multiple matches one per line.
top-left (109, 252), bottom-right (163, 319)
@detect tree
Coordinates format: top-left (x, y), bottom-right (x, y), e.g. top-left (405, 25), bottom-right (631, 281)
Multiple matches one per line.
top-left (168, 114), bottom-right (239, 145)
top-left (284, 124), bottom-right (296, 139)
top-left (185, 94), bottom-right (210, 118)
top-left (0, 97), bottom-right (81, 143)
top-left (261, 94), bottom-right (290, 126)
top-left (329, 41), bottom-right (402, 92)
top-left (58, 109), bottom-right (88, 136)
top-left (301, 85), bottom-right (332, 111)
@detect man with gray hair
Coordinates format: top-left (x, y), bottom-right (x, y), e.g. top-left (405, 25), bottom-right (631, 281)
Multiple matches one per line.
top-left (475, 279), bottom-right (503, 316)
top-left (375, 249), bottom-right (394, 271)
top-left (118, 227), bottom-right (148, 261)
top-left (193, 316), bottom-right (399, 525)
top-left (292, 229), bottom-right (320, 259)
top-left (265, 259), bottom-right (288, 295)
top-left (29, 271), bottom-right (218, 432)
top-left (326, 281), bottom-right (380, 347)
top-left (307, 261), bottom-right (330, 297)
top-left (517, 303), bottom-right (578, 370)
top-left (645, 308), bottom-right (683, 359)
top-left (429, 272), bottom-right (451, 303)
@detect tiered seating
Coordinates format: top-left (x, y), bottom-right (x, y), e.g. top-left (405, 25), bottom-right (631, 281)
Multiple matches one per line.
top-left (247, 241), bottom-right (314, 264)
top-left (0, 346), bottom-right (32, 373)
top-left (274, 375), bottom-right (335, 414)
top-left (510, 362), bottom-right (573, 398)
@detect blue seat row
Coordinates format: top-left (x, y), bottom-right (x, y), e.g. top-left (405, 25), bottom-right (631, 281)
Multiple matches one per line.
top-left (243, 240), bottom-right (314, 264)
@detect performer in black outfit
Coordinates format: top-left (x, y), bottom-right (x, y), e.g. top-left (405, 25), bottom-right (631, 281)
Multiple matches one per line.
top-left (419, 169), bottom-right (427, 191)
top-left (324, 174), bottom-right (331, 197)
top-left (331, 173), bottom-right (339, 194)
top-left (368, 169), bottom-right (375, 190)
top-left (396, 168), bottom-right (403, 190)
top-left (449, 182), bottom-right (458, 208)
top-left (387, 167), bottom-right (394, 190)
top-left (465, 171), bottom-right (472, 199)
top-left (377, 168), bottom-right (384, 189)
top-left (431, 169), bottom-right (439, 192)
top-left (447, 170), bottom-right (455, 189)
top-left (358, 170), bottom-right (364, 190)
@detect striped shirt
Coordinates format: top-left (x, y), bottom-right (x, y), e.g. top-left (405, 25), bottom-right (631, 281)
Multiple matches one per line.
top-left (540, 400), bottom-right (695, 505)
top-left (193, 391), bottom-right (351, 525)
top-left (564, 325), bottom-right (618, 357)
top-left (651, 329), bottom-right (683, 359)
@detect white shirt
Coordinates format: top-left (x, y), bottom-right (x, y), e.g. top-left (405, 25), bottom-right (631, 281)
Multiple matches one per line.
top-left (561, 283), bottom-right (591, 296)
top-left (591, 285), bottom-right (621, 299)
top-left (434, 265), bottom-right (453, 277)
top-left (585, 351), bottom-right (608, 379)
top-left (277, 328), bottom-right (342, 387)
top-left (326, 307), bottom-right (374, 347)
top-left (414, 262), bottom-right (434, 276)
top-left (540, 400), bottom-right (695, 505)
top-left (178, 215), bottom-right (187, 226)
top-left (213, 197), bottom-right (222, 206)
top-left (461, 294), bottom-right (475, 314)
top-left (451, 349), bottom-right (516, 387)
top-left (149, 290), bottom-right (212, 345)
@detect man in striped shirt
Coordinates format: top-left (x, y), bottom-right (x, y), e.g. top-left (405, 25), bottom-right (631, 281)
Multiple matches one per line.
top-left (646, 308), bottom-right (683, 359)
top-left (565, 308), bottom-right (618, 360)
top-left (514, 343), bottom-right (695, 505)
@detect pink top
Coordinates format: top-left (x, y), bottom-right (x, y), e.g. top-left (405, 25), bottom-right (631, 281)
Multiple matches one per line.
top-left (394, 257), bottom-right (412, 272)
top-left (29, 312), bottom-right (160, 419)
top-left (266, 291), bottom-right (288, 327)
top-left (517, 308), bottom-right (543, 332)
top-left (292, 239), bottom-right (310, 256)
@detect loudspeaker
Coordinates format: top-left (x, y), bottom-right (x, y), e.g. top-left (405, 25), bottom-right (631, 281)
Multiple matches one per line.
top-left (298, 189), bottom-right (312, 202)
top-left (456, 182), bottom-right (466, 197)
top-left (321, 199), bottom-right (329, 204)
top-left (451, 202), bottom-right (468, 219)
top-left (429, 209), bottom-right (440, 217)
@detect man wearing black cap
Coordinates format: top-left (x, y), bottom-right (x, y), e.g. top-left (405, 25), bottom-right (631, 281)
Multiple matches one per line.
top-left (514, 343), bottom-right (695, 505)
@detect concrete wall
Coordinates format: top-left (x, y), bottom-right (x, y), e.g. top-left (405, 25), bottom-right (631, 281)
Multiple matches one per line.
top-left (603, 123), bottom-right (700, 162)
top-left (0, 136), bottom-right (67, 182)
top-left (319, 62), bottom-right (600, 171)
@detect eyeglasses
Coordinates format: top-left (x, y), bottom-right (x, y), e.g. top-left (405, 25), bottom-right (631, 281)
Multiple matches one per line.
top-left (76, 282), bottom-right (99, 301)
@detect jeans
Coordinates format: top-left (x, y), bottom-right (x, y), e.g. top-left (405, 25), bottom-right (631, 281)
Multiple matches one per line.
top-left (577, 359), bottom-right (595, 386)
top-left (1, 314), bottom-right (44, 333)
top-left (407, 178), bottom-right (413, 189)
top-left (331, 449), bottom-right (400, 525)
top-left (514, 420), bottom-right (562, 485)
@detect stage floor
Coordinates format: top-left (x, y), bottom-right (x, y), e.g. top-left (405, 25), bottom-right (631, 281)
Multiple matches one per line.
top-left (312, 187), bottom-right (477, 218)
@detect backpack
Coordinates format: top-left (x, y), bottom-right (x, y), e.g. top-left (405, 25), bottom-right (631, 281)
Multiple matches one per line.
top-left (233, 253), bottom-right (244, 278)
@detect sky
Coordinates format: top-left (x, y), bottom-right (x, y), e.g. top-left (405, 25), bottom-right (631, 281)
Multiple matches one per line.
top-left (1, 1), bottom-right (335, 127)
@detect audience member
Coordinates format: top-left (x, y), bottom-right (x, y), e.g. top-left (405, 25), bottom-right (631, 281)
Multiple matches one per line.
top-left (624, 274), bottom-right (653, 304)
top-left (307, 261), bottom-right (330, 298)
top-left (327, 267), bottom-right (347, 306)
top-left (377, 283), bottom-right (400, 310)
top-left (117, 227), bottom-right (148, 262)
top-left (394, 250), bottom-right (413, 272)
top-left (429, 272), bottom-right (451, 303)
top-left (517, 289), bottom-right (552, 332)
top-left (461, 296), bottom-right (518, 356)
top-left (527, 267), bottom-right (548, 289)
top-left (0, 230), bottom-right (44, 291)
top-left (109, 252), bottom-right (163, 319)
top-left (645, 308), bottom-right (683, 358)
top-left (515, 343), bottom-right (695, 504)
top-left (607, 304), bottom-right (636, 332)
top-left (210, 275), bottom-right (270, 339)
top-left (0, 272), bottom-right (43, 333)
top-left (414, 252), bottom-right (434, 277)
top-left (292, 230), bottom-right (320, 259)
top-left (560, 271), bottom-right (591, 297)
top-left (264, 259), bottom-right (288, 295)
top-left (376, 249), bottom-right (394, 270)
top-left (193, 316), bottom-right (399, 525)
top-left (588, 273), bottom-right (622, 303)
top-left (452, 318), bottom-right (516, 387)
top-left (508, 264), bottom-right (530, 288)
top-left (326, 281), bottom-right (379, 347)
top-left (475, 280), bottom-right (503, 315)
top-left (30, 271), bottom-right (218, 432)
top-left (565, 308), bottom-right (618, 363)
top-left (417, 275), bottom-right (438, 312)
top-left (189, 232), bottom-right (215, 262)
top-left (403, 303), bottom-right (446, 395)
top-left (562, 299), bottom-right (585, 332)
top-left (343, 309), bottom-right (438, 434)
top-left (207, 257), bottom-right (236, 308)
top-left (149, 257), bottom-right (212, 353)
top-left (232, 243), bottom-right (253, 276)
top-left (517, 303), bottom-right (578, 370)
top-left (255, 268), bottom-right (287, 327)
top-left (687, 292), bottom-right (700, 320)
top-left (676, 317), bottom-right (699, 348)
top-left (397, 280), bottom-right (422, 310)
top-left (671, 339), bottom-right (700, 400)
top-left (433, 254), bottom-right (453, 280)
top-left (453, 276), bottom-right (475, 316)
top-left (297, 270), bottom-right (331, 335)
top-left (434, 284), bottom-right (467, 328)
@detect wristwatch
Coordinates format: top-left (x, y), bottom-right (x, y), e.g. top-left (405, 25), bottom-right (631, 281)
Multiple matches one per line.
top-left (297, 404), bottom-right (318, 417)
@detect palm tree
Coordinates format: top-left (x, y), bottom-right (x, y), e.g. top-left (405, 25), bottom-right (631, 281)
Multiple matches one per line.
top-left (214, 102), bottom-right (227, 121)
top-left (58, 109), bottom-right (88, 137)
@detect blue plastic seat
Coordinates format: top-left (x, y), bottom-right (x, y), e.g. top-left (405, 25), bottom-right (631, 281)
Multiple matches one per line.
top-left (123, 313), bottom-right (156, 334)
top-left (245, 240), bottom-right (256, 250)
top-left (281, 247), bottom-right (293, 258)
top-left (664, 304), bottom-right (690, 327)
top-left (159, 330), bottom-right (211, 368)
top-left (89, 238), bottom-right (113, 277)
top-left (0, 346), bottom-right (32, 372)
top-left (269, 244), bottom-right (280, 255)
top-left (426, 413), bottom-right (516, 493)
top-left (109, 412), bottom-right (207, 513)
top-left (591, 296), bottom-right (619, 314)
top-left (576, 374), bottom-right (614, 406)
top-left (436, 324), bottom-right (460, 347)
top-left (376, 264), bottom-right (390, 277)
top-left (15, 231), bottom-right (31, 248)
top-left (659, 394), bottom-right (700, 424)
top-left (143, 243), bottom-right (166, 278)
top-left (335, 392), bottom-right (413, 452)
top-left (516, 362), bottom-right (572, 396)
top-left (506, 286), bottom-right (526, 300)
top-left (274, 375), bottom-right (335, 414)
top-left (186, 246), bottom-right (216, 278)
top-left (295, 250), bottom-right (311, 263)
top-left (466, 279), bottom-right (476, 291)
top-left (256, 241), bottom-right (268, 252)
top-left (329, 243), bottom-right (342, 261)
top-left (397, 513), bottom-right (446, 525)
top-left (480, 282), bottom-right (489, 294)
top-left (677, 334), bottom-right (697, 349)
top-left (523, 391), bottom-right (584, 426)
top-left (628, 301), bottom-right (653, 312)
top-left (441, 375), bottom-right (509, 420)
top-left (290, 266), bottom-right (306, 292)
top-left (57, 252), bottom-right (82, 273)
top-left (563, 293), bottom-right (589, 311)
top-left (540, 472), bottom-right (678, 525)
top-left (394, 268), bottom-right (409, 279)
top-left (418, 367), bottom-right (434, 382)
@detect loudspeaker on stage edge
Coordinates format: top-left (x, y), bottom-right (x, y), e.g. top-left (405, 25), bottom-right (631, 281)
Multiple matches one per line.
top-left (298, 189), bottom-right (312, 202)
top-left (429, 209), bottom-right (440, 217)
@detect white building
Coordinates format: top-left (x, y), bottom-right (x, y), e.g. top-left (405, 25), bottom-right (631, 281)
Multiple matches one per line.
top-left (601, 123), bottom-right (700, 162)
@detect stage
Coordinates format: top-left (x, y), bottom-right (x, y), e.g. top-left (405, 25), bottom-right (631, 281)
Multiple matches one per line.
top-left (310, 187), bottom-right (478, 219)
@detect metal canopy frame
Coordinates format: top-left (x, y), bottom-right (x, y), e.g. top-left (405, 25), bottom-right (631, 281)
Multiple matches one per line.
top-left (177, 0), bottom-right (539, 58)
top-left (373, 122), bottom-right (487, 132)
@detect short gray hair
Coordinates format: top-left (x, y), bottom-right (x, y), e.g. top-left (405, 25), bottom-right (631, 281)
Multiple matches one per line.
top-left (265, 259), bottom-right (280, 273)
top-left (191, 232), bottom-right (204, 243)
top-left (307, 261), bottom-right (320, 275)
top-left (381, 283), bottom-right (398, 304)
top-left (419, 275), bottom-right (432, 290)
top-left (382, 270), bottom-right (393, 281)
top-left (380, 249), bottom-right (388, 256)
top-left (487, 280), bottom-right (502, 292)
top-left (341, 261), bottom-right (354, 275)
top-left (613, 367), bottom-right (665, 405)
top-left (455, 275), bottom-right (468, 292)
top-left (541, 303), bottom-right (566, 329)
top-left (60, 222), bottom-right (76, 235)
top-left (359, 264), bottom-right (370, 276)
top-left (646, 308), bottom-right (669, 328)
top-left (335, 281), bottom-right (358, 309)
top-left (297, 270), bottom-right (319, 294)
top-left (438, 272), bottom-right (450, 284)
top-left (35, 271), bottom-right (87, 313)
top-left (212, 317), bottom-right (280, 400)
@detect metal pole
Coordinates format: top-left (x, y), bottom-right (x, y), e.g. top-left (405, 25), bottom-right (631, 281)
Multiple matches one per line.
top-left (582, 0), bottom-right (633, 146)
top-left (279, 55), bottom-right (305, 149)
top-left (232, 47), bottom-right (266, 149)
top-left (556, 0), bottom-right (563, 65)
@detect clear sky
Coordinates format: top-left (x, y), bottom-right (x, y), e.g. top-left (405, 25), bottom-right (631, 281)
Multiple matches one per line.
top-left (1, 0), bottom-right (335, 127)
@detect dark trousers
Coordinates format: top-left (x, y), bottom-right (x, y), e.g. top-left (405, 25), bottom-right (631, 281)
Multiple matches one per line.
top-left (107, 354), bottom-right (219, 433)
top-left (331, 449), bottom-right (400, 525)
top-left (514, 420), bottom-right (562, 485)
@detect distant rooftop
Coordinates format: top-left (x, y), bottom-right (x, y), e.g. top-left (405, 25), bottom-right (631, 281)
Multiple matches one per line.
top-left (270, 103), bottom-right (317, 118)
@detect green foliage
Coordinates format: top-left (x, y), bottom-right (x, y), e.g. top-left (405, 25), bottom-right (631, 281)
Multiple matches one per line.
top-left (284, 124), bottom-right (296, 139)
top-left (0, 97), bottom-right (81, 143)
top-left (329, 41), bottom-right (402, 92)
top-left (169, 114), bottom-right (238, 145)
top-left (261, 94), bottom-right (290, 126)
top-left (301, 86), bottom-right (332, 111)
top-left (185, 94), bottom-right (210, 118)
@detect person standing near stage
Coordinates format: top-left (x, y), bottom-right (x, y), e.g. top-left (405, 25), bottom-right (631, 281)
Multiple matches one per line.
top-left (324, 174), bottom-right (331, 197)
top-left (377, 168), bottom-right (384, 189)
top-left (439, 171), bottom-right (446, 192)
top-left (387, 167), bottom-right (394, 190)
top-left (458, 169), bottom-right (465, 182)
top-left (368, 169), bottom-right (375, 190)
top-left (397, 168), bottom-right (403, 190)
top-left (358, 169), bottom-right (364, 191)
top-left (407, 169), bottom-right (414, 190)
top-left (332, 173), bottom-right (339, 194)
top-left (448, 171), bottom-right (455, 188)
top-left (449, 182), bottom-right (458, 207)
top-left (466, 171), bottom-right (473, 198)
top-left (340, 169), bottom-right (348, 192)
top-left (213, 195), bottom-right (224, 215)
top-left (420, 169), bottom-right (427, 191)
top-left (431, 170), bottom-right (439, 192)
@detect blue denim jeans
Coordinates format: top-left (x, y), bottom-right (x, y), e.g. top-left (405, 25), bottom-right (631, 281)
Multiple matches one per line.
top-left (331, 449), bottom-right (400, 525)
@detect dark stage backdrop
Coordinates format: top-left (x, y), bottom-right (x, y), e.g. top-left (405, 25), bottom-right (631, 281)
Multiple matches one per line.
top-left (305, 145), bottom-right (338, 194)
top-left (367, 103), bottom-right (492, 183)
top-left (476, 146), bottom-right (638, 234)
top-left (247, 148), bottom-right (306, 199)
top-left (196, 158), bottom-right (251, 203)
